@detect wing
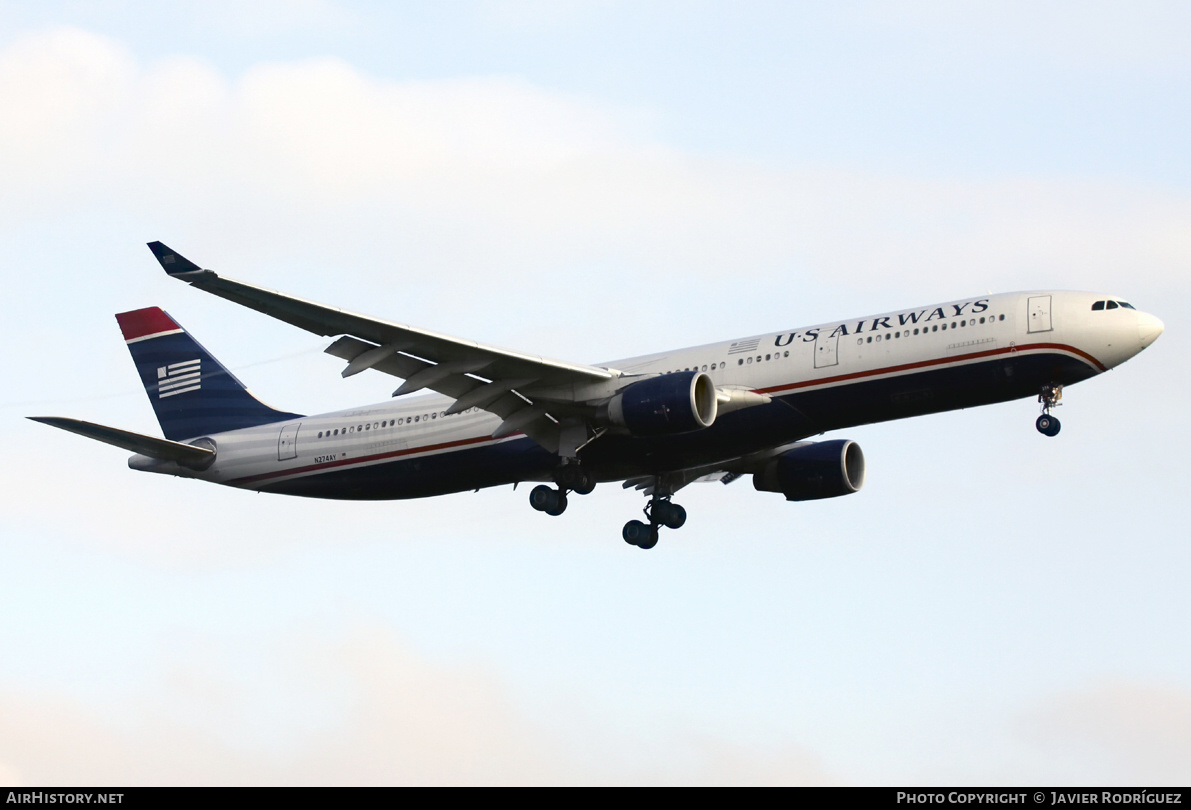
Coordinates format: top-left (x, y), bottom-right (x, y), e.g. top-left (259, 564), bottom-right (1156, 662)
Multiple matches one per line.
top-left (147, 242), bottom-right (624, 451)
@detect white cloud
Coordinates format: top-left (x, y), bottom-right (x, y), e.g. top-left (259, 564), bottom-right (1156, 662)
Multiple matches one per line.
top-left (2, 25), bottom-right (1187, 318)
top-left (0, 625), bottom-right (832, 785)
top-left (1023, 680), bottom-right (1191, 785)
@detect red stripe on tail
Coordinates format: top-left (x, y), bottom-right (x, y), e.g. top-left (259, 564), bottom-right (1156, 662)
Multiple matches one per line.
top-left (115, 307), bottom-right (180, 341)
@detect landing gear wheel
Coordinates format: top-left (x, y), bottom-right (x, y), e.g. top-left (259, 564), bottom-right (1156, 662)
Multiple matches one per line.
top-left (556, 464), bottom-right (583, 489)
top-left (1037, 384), bottom-right (1063, 437)
top-left (1036, 414), bottom-right (1061, 437)
top-left (622, 520), bottom-right (657, 548)
top-left (529, 484), bottom-right (554, 511)
top-left (529, 484), bottom-right (568, 515)
top-left (651, 501), bottom-right (687, 530)
top-left (555, 464), bottom-right (595, 495)
top-left (571, 472), bottom-right (596, 496)
top-left (544, 491), bottom-right (568, 516)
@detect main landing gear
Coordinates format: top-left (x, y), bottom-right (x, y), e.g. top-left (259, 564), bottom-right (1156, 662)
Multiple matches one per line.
top-left (529, 463), bottom-right (688, 551)
top-left (1036, 384), bottom-right (1063, 437)
top-left (623, 494), bottom-right (687, 551)
top-left (528, 462), bottom-right (595, 517)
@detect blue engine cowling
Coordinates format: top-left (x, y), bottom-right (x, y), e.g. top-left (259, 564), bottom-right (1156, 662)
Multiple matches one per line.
top-left (752, 440), bottom-right (865, 500)
top-left (603, 371), bottom-right (718, 437)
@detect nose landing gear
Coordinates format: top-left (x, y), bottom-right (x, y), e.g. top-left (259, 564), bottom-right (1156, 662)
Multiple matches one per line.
top-left (1036, 384), bottom-right (1063, 437)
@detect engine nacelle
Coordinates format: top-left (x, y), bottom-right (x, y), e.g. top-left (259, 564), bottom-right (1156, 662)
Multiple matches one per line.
top-left (602, 371), bottom-right (718, 437)
top-left (752, 440), bottom-right (865, 501)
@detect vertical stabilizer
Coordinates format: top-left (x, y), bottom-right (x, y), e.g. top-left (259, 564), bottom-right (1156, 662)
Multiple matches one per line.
top-left (116, 307), bottom-right (303, 440)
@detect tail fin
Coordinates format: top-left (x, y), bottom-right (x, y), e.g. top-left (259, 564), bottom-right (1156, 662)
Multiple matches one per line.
top-left (115, 307), bottom-right (303, 440)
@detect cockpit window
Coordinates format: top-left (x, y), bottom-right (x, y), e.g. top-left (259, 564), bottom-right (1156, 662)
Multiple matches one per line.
top-left (1118, 301), bottom-right (1135, 309)
top-left (1092, 301), bottom-right (1105, 311)
top-left (1106, 300), bottom-right (1119, 310)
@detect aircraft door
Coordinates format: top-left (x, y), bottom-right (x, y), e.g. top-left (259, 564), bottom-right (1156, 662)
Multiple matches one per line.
top-left (1028, 295), bottom-right (1053, 333)
top-left (278, 422), bottom-right (301, 460)
top-left (814, 332), bottom-right (839, 369)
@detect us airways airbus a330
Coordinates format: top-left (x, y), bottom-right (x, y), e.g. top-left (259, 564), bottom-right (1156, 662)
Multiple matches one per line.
top-left (31, 242), bottom-right (1164, 549)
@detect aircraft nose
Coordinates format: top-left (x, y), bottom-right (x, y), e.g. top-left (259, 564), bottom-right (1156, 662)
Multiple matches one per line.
top-left (1138, 311), bottom-right (1164, 348)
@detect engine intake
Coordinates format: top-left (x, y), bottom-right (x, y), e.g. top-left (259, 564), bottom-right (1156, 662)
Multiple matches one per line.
top-left (752, 440), bottom-right (865, 500)
top-left (603, 371), bottom-right (718, 437)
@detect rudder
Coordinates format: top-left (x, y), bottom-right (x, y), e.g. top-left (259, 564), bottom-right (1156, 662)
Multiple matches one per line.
top-left (116, 307), bottom-right (303, 440)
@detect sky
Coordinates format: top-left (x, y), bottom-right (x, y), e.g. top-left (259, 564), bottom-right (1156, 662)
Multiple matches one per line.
top-left (1, 0), bottom-right (1189, 786)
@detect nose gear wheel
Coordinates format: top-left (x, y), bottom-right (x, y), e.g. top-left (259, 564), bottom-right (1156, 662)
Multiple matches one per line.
top-left (1036, 384), bottom-right (1063, 437)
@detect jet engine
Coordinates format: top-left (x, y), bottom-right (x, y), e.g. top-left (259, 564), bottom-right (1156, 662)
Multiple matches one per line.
top-left (601, 371), bottom-right (718, 437)
top-left (752, 440), bottom-right (865, 500)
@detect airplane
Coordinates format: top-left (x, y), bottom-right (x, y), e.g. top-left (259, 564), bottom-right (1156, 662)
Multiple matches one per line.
top-left (30, 242), bottom-right (1165, 549)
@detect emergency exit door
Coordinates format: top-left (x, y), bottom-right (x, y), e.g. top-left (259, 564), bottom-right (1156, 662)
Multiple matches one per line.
top-left (278, 423), bottom-right (301, 460)
top-left (814, 332), bottom-right (839, 368)
top-left (1028, 295), bottom-right (1053, 333)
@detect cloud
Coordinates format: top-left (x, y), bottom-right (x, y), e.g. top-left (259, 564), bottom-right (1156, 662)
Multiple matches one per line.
top-left (1, 25), bottom-right (1187, 318)
top-left (0, 625), bottom-right (832, 785)
top-left (1023, 680), bottom-right (1191, 785)
top-left (0, 627), bottom-right (569, 785)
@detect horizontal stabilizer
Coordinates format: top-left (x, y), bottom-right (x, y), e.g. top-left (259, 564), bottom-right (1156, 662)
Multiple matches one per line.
top-left (28, 417), bottom-right (215, 469)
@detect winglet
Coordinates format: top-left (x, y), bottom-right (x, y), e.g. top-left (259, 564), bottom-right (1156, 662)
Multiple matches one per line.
top-left (146, 241), bottom-right (208, 277)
